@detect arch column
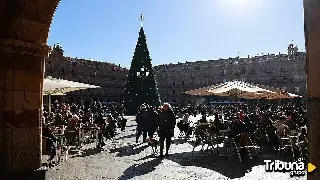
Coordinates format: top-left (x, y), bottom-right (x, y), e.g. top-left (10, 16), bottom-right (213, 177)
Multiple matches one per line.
top-left (304, 0), bottom-right (320, 179)
top-left (0, 39), bottom-right (49, 172)
top-left (0, 0), bottom-right (59, 173)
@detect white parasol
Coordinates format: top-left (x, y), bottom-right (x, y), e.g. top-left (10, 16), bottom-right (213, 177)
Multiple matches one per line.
top-left (43, 76), bottom-right (101, 113)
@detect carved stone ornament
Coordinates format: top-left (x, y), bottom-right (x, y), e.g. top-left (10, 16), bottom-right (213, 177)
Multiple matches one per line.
top-left (0, 39), bottom-right (50, 57)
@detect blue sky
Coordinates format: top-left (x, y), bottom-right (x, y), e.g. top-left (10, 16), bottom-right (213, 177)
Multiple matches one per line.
top-left (48, 0), bottom-right (305, 68)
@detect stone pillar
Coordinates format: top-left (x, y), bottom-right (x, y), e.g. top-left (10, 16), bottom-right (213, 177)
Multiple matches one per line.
top-left (0, 39), bottom-right (49, 172)
top-left (304, 0), bottom-right (320, 179)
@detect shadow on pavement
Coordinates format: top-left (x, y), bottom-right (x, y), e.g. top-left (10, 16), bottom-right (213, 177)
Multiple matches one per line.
top-left (126, 124), bottom-right (137, 128)
top-left (172, 138), bottom-right (188, 145)
top-left (110, 144), bottom-right (149, 157)
top-left (135, 154), bottom-right (156, 161)
top-left (118, 158), bottom-right (162, 180)
top-left (0, 170), bottom-right (47, 180)
top-left (115, 133), bottom-right (136, 140)
top-left (71, 147), bottom-right (101, 158)
top-left (167, 151), bottom-right (264, 179)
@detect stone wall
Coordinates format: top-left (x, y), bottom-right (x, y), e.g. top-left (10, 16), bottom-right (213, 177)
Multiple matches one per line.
top-left (154, 44), bottom-right (306, 104)
top-left (45, 44), bottom-right (129, 103)
top-left (46, 44), bottom-right (306, 105)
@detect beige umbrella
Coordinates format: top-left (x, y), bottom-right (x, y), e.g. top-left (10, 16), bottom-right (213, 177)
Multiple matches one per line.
top-left (240, 91), bottom-right (300, 99)
top-left (43, 76), bottom-right (101, 95)
top-left (43, 76), bottom-right (101, 113)
top-left (206, 80), bottom-right (273, 98)
top-left (185, 85), bottom-right (217, 96)
top-left (185, 80), bottom-right (301, 101)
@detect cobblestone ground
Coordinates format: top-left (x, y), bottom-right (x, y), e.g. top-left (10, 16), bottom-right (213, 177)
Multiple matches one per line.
top-left (43, 116), bottom-right (307, 180)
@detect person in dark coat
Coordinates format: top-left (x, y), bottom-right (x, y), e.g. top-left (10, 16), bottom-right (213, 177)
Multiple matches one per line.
top-left (117, 104), bottom-right (127, 131)
top-left (213, 113), bottom-right (224, 131)
top-left (135, 104), bottom-right (149, 143)
top-left (104, 115), bottom-right (116, 140)
top-left (42, 123), bottom-right (57, 163)
top-left (157, 103), bottom-right (176, 157)
top-left (244, 116), bottom-right (255, 134)
top-left (82, 111), bottom-right (91, 124)
top-left (146, 106), bottom-right (158, 138)
top-left (53, 113), bottom-right (66, 126)
top-left (229, 116), bottom-right (246, 140)
top-left (94, 113), bottom-right (106, 148)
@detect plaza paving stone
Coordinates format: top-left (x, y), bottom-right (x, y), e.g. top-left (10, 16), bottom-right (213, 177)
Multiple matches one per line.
top-left (43, 116), bottom-right (307, 180)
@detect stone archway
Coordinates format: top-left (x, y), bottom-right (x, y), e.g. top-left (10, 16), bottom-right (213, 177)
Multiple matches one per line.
top-left (0, 0), bottom-right (61, 173)
top-left (0, 0), bottom-right (319, 178)
top-left (304, 1), bottom-right (320, 179)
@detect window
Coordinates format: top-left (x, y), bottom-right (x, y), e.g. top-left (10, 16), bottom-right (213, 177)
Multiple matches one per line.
top-left (182, 81), bottom-right (185, 86)
top-left (249, 68), bottom-right (255, 74)
top-left (172, 90), bottom-right (176, 95)
top-left (173, 82), bottom-right (176, 86)
top-left (223, 70), bottom-right (227, 75)
top-left (281, 65), bottom-right (288, 72)
top-left (295, 87), bottom-right (300, 93)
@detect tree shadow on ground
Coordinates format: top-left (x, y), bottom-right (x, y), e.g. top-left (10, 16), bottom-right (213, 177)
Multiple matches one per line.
top-left (71, 147), bottom-right (101, 158)
top-left (0, 170), bottom-right (47, 180)
top-left (118, 158), bottom-right (162, 180)
top-left (109, 144), bottom-right (149, 157)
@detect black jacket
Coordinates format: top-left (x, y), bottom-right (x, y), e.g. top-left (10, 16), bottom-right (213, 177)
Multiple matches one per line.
top-left (146, 109), bottom-right (158, 132)
top-left (136, 110), bottom-right (149, 128)
top-left (157, 109), bottom-right (176, 138)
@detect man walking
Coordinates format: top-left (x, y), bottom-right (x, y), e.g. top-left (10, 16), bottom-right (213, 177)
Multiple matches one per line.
top-left (157, 103), bottom-right (176, 158)
top-left (146, 106), bottom-right (158, 139)
top-left (136, 104), bottom-right (149, 143)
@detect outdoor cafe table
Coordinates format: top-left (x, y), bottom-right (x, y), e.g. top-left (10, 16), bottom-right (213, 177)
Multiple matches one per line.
top-left (78, 125), bottom-right (100, 146)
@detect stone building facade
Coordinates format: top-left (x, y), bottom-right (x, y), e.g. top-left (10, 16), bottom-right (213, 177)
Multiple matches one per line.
top-left (154, 44), bottom-right (306, 104)
top-left (45, 44), bottom-right (129, 103)
top-left (45, 43), bottom-right (306, 105)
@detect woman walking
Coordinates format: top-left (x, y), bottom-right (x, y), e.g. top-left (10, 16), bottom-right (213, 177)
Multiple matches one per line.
top-left (157, 103), bottom-right (176, 158)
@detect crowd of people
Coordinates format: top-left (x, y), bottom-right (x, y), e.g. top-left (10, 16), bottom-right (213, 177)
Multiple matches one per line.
top-left (41, 100), bottom-right (126, 166)
top-left (174, 101), bottom-right (307, 160)
top-left (41, 99), bottom-right (307, 166)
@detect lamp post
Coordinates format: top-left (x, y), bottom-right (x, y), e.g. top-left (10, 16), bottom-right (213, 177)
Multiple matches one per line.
top-left (137, 67), bottom-right (149, 103)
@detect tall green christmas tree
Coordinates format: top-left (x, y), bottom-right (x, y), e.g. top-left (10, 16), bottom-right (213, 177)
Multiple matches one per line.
top-left (123, 14), bottom-right (161, 114)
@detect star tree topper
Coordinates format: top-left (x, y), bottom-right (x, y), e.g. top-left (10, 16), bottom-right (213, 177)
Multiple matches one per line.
top-left (138, 14), bottom-right (146, 27)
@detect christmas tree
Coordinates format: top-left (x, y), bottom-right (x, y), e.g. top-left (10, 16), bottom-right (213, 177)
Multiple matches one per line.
top-left (123, 15), bottom-right (161, 114)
